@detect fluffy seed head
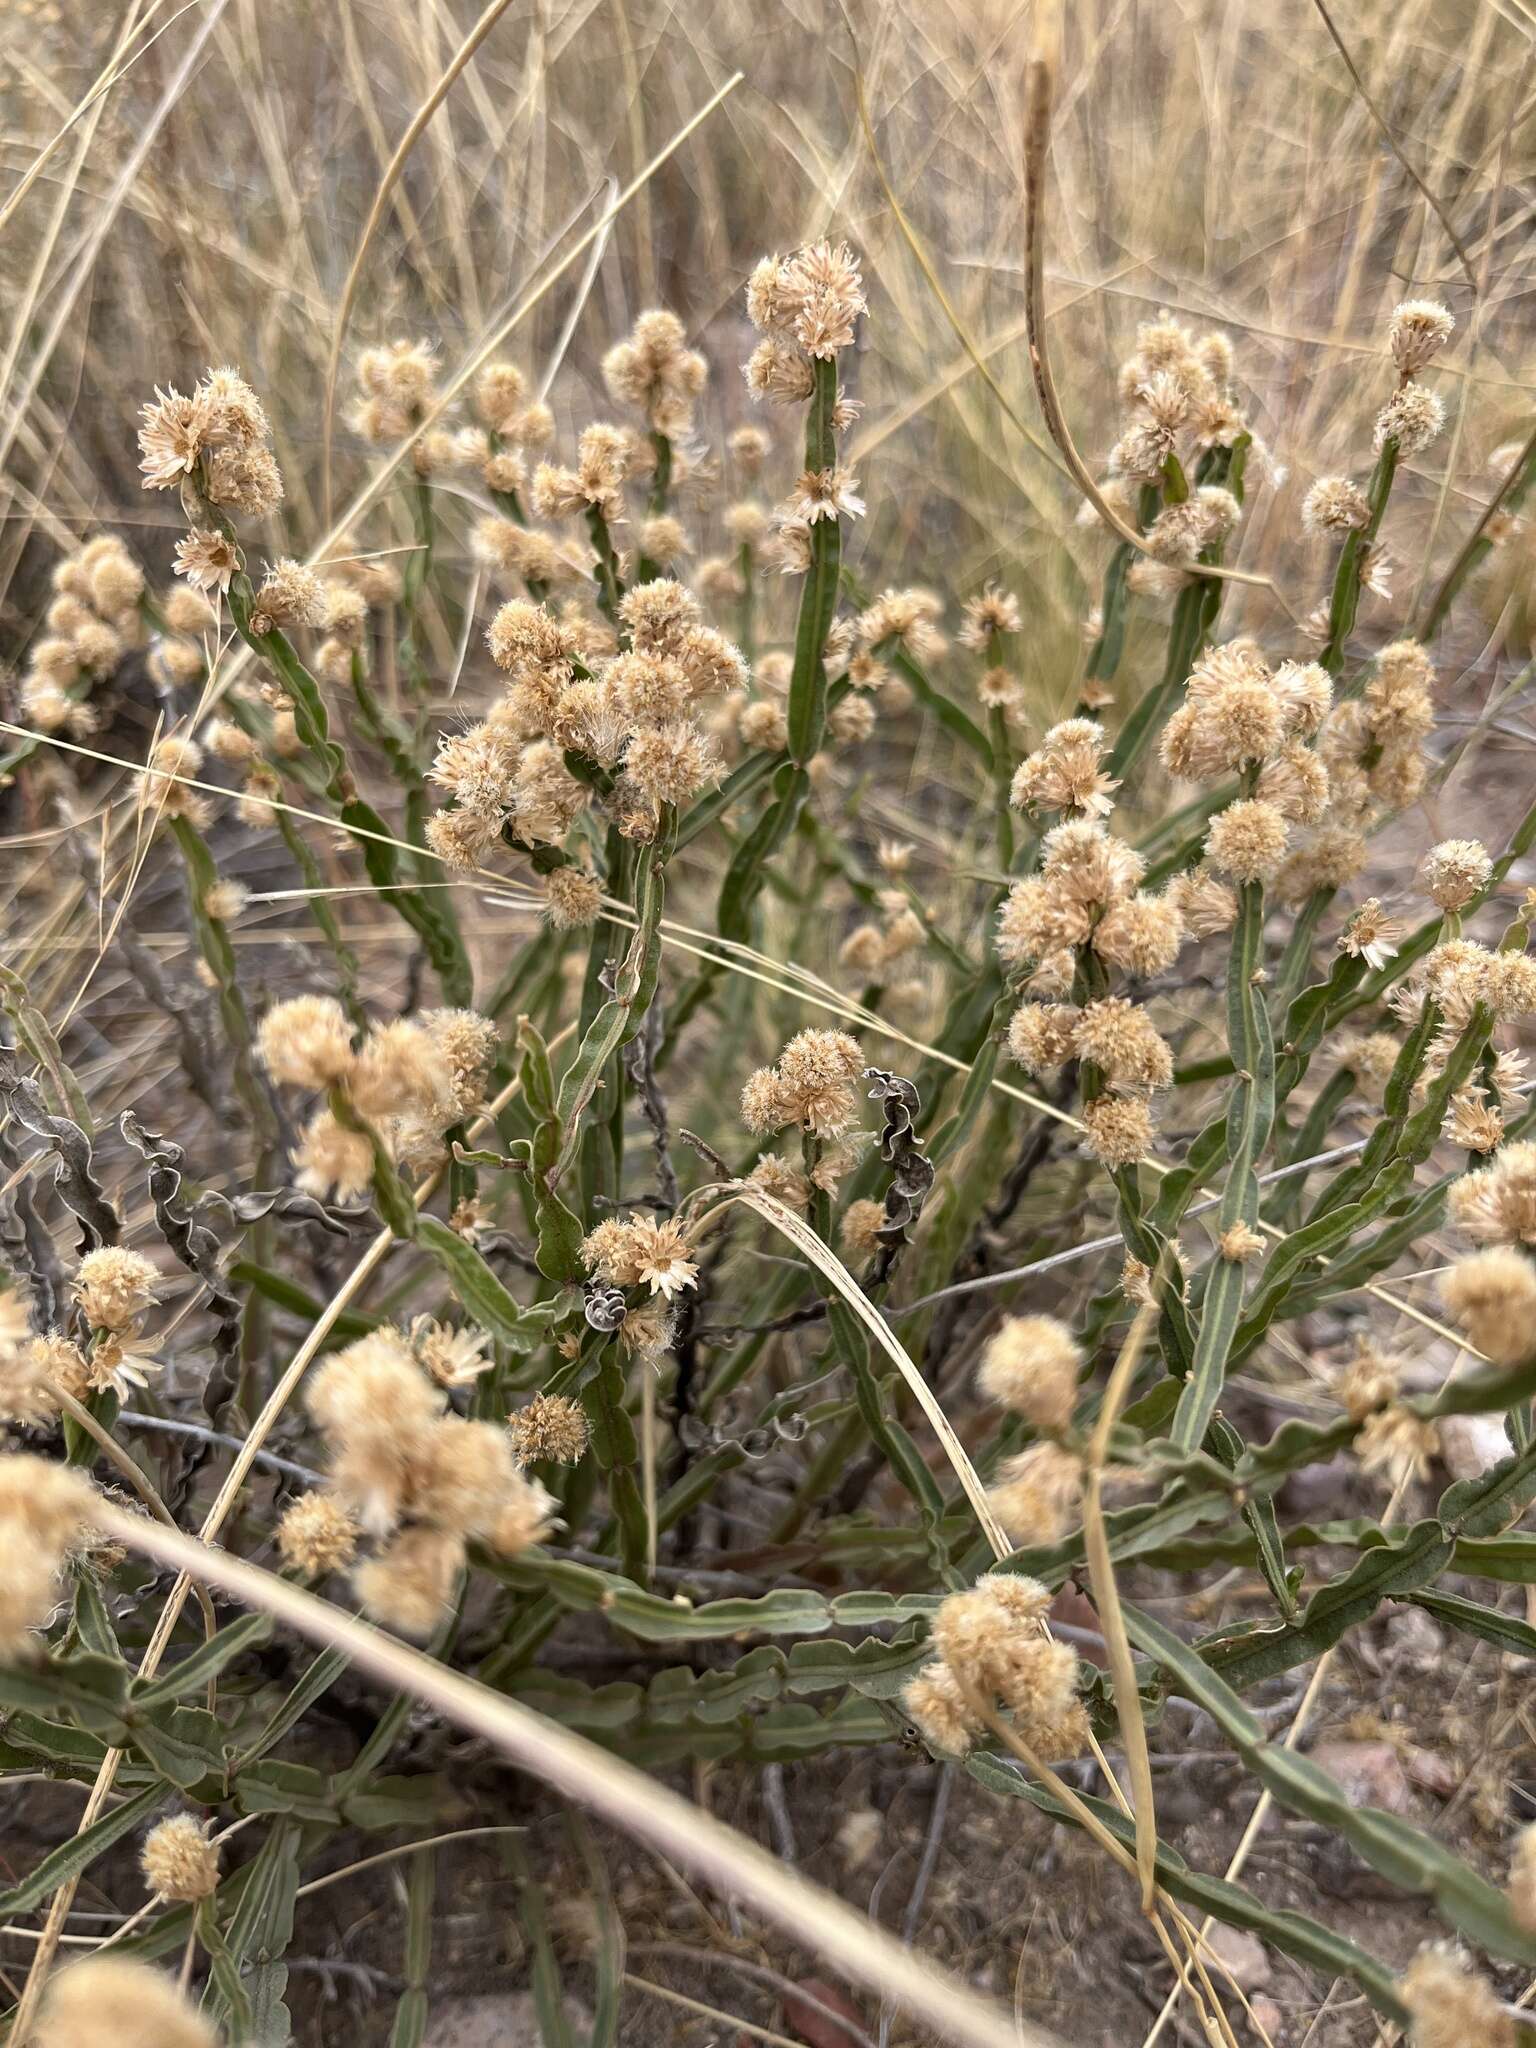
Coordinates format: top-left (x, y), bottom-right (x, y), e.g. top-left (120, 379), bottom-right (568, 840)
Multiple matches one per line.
top-left (838, 1198), bottom-right (887, 1256)
top-left (205, 442), bottom-right (284, 517)
top-left (914, 1576), bottom-right (1087, 1763)
top-left (292, 1109), bottom-right (373, 1202)
top-left (1072, 997), bottom-right (1173, 1095)
top-left (622, 722), bottom-right (719, 808)
top-left (1006, 1001), bottom-right (1080, 1076)
top-left (977, 1316), bottom-right (1082, 1433)
top-left (249, 559), bottom-right (326, 635)
top-left (1388, 299), bottom-right (1455, 376)
top-left (354, 1526), bottom-right (464, 1637)
top-left (1439, 1248), bottom-right (1536, 1368)
top-left (1375, 382), bottom-right (1446, 456)
top-left (1204, 798), bottom-right (1289, 882)
top-left (1081, 1093), bottom-right (1155, 1168)
top-left (987, 1441), bottom-right (1084, 1547)
top-left (258, 995), bottom-right (356, 1089)
top-left (351, 1020), bottom-right (455, 1126)
top-left (1302, 476), bottom-right (1371, 535)
top-left (544, 866), bottom-right (603, 928)
top-left (141, 1815), bottom-right (219, 1902)
top-left (1091, 893), bottom-right (1186, 976)
top-left (0, 1456), bottom-right (97, 1658)
top-left (73, 1248), bottom-right (158, 1332)
top-left (508, 1393), bottom-right (590, 1467)
top-left (34, 1956), bottom-right (218, 2048)
top-left (1449, 1145), bottom-right (1536, 1249)
top-left (1423, 838), bottom-right (1491, 911)
top-left (1398, 1945), bottom-right (1515, 2048)
top-left (276, 1492), bottom-right (361, 1576)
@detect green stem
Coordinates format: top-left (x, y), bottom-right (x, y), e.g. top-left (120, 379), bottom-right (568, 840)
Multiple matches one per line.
top-left (787, 357), bottom-right (842, 764)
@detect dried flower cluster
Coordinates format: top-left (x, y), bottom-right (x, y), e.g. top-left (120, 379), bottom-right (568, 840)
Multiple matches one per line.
top-left (256, 996), bottom-right (497, 1195)
top-left (19, 536), bottom-right (144, 734)
top-left (999, 814), bottom-right (1183, 1167)
top-left (903, 1573), bottom-right (1088, 1761)
top-left (297, 1327), bottom-right (555, 1636)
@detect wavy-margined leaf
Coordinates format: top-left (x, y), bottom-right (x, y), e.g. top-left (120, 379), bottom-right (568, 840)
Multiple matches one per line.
top-left (1192, 1437), bottom-right (1536, 1682)
top-left (516, 1016), bottom-right (583, 1282)
top-left (1405, 1587), bottom-right (1536, 1658)
top-left (197, 1898), bottom-right (255, 2041)
top-left (1233, 1412), bottom-right (1362, 1487)
top-left (785, 358), bottom-right (842, 762)
top-left (0, 1046), bottom-right (119, 1248)
top-left (1282, 1177), bottom-right (1442, 1317)
top-left (235, 1646), bottom-right (350, 1768)
top-left (1147, 1116), bottom-right (1227, 1234)
top-left (387, 1850), bottom-right (435, 2048)
top-left (1200, 1521), bottom-right (1453, 1687)
top-left (1125, 1600), bottom-right (1536, 1966)
top-left (71, 1569), bottom-right (119, 1662)
top-left (498, 1662), bottom-right (893, 1764)
top-left (966, 1753), bottom-right (1410, 2025)
top-left (972, 1485), bottom-right (1233, 1590)
top-left (1303, 995), bottom-right (1444, 1228)
top-left (1449, 1532), bottom-right (1536, 1581)
top-left (1207, 1416), bottom-right (1296, 1619)
top-left (573, 1347), bottom-right (648, 1579)
top-left (228, 1260), bottom-right (378, 1342)
top-left (926, 1004), bottom-right (1006, 1169)
top-left (1107, 576), bottom-right (1206, 784)
top-left (127, 1702), bottom-right (228, 1789)
top-left (486, 1545), bottom-right (941, 1642)
top-left (341, 1774), bottom-right (455, 1833)
top-left (1225, 1195), bottom-right (1375, 1364)
top-left (0, 1710), bottom-right (113, 1775)
top-left (229, 579), bottom-right (471, 1006)
top-left (1437, 1434), bottom-right (1536, 1539)
top-left (887, 645), bottom-right (991, 762)
top-left (676, 747), bottom-right (777, 848)
top-left (717, 760), bottom-right (810, 946)
top-left (213, 1818), bottom-right (301, 2047)
top-left (1273, 950), bottom-right (1368, 1106)
top-left (233, 1757), bottom-right (341, 1824)
top-left (1126, 1514), bottom-right (1385, 1572)
top-left (570, 1817), bottom-right (623, 2048)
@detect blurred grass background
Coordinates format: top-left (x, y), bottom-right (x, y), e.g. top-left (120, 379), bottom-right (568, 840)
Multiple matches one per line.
top-left (3, 0), bottom-right (1530, 665)
top-left (0, 0), bottom-right (1530, 1075)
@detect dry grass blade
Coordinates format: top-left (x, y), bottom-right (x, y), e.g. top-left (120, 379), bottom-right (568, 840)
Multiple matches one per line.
top-left (1310, 0), bottom-right (1477, 290)
top-left (1081, 1296), bottom-right (1161, 1915)
top-left (701, 1183), bottom-right (1014, 1557)
top-left (0, 0), bottom-right (232, 484)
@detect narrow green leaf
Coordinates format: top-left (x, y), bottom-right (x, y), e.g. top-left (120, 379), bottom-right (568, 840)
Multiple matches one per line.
top-left (0, 1781), bottom-right (162, 1913)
